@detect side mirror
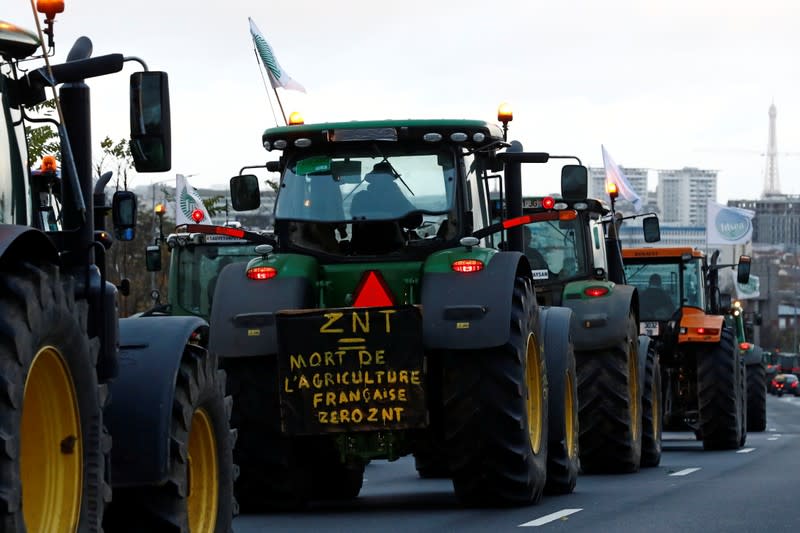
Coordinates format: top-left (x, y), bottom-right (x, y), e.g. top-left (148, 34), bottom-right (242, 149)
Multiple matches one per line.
top-left (230, 174), bottom-right (262, 211)
top-left (737, 255), bottom-right (751, 284)
top-left (145, 245), bottom-right (162, 272)
top-left (112, 190), bottom-right (137, 241)
top-left (643, 216), bottom-right (661, 243)
top-left (719, 292), bottom-right (732, 312)
top-left (130, 71), bottom-right (171, 172)
top-left (560, 164), bottom-right (588, 201)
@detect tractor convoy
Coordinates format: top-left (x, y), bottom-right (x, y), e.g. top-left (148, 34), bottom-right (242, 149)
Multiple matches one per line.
top-left (0, 5), bottom-right (235, 532)
top-left (2, 3), bottom-right (773, 530)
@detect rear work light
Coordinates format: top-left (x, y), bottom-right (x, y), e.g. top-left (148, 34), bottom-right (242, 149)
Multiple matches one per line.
top-left (247, 266), bottom-right (277, 280)
top-left (452, 259), bottom-right (484, 273)
top-left (584, 286), bottom-right (608, 297)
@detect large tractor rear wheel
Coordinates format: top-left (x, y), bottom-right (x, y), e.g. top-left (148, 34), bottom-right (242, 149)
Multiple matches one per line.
top-left (697, 326), bottom-right (744, 450)
top-left (0, 264), bottom-right (107, 532)
top-left (443, 276), bottom-right (548, 506)
top-left (640, 343), bottom-right (662, 467)
top-left (746, 362), bottom-right (767, 432)
top-left (103, 345), bottom-right (236, 532)
top-left (541, 307), bottom-right (579, 495)
top-left (576, 311), bottom-right (642, 473)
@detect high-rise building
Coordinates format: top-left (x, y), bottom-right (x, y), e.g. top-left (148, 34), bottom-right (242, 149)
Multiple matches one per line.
top-left (656, 167), bottom-right (717, 226)
top-left (588, 166), bottom-right (648, 213)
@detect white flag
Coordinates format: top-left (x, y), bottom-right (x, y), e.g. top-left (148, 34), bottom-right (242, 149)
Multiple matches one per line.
top-left (601, 145), bottom-right (642, 212)
top-left (175, 174), bottom-right (212, 225)
top-left (249, 17), bottom-right (306, 93)
top-left (706, 201), bottom-right (754, 245)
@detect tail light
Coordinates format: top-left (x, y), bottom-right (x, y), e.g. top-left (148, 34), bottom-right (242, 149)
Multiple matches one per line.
top-left (452, 259), bottom-right (484, 273)
top-left (584, 286), bottom-right (609, 297)
top-left (792, 381), bottom-right (798, 389)
top-left (247, 266), bottom-right (277, 280)
top-left (739, 342), bottom-right (751, 350)
top-left (695, 327), bottom-right (720, 335)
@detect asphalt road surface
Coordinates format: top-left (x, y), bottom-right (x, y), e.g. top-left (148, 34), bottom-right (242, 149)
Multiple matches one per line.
top-left (233, 394), bottom-right (800, 532)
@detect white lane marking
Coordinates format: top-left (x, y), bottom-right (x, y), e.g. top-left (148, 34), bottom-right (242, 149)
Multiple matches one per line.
top-left (769, 428), bottom-right (777, 432)
top-left (768, 436), bottom-right (780, 441)
top-left (670, 467), bottom-right (701, 477)
top-left (519, 509), bottom-right (583, 527)
top-left (737, 448), bottom-right (756, 454)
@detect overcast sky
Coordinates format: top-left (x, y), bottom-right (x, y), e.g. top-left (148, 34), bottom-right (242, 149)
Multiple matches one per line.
top-left (6, 0), bottom-right (799, 202)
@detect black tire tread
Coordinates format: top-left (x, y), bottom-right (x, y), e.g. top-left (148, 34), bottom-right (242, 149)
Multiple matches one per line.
top-left (443, 276), bottom-right (548, 506)
top-left (640, 345), bottom-right (662, 467)
top-left (0, 263), bottom-right (107, 532)
top-left (575, 312), bottom-right (642, 474)
top-left (746, 363), bottom-right (767, 432)
top-left (697, 327), bottom-right (743, 450)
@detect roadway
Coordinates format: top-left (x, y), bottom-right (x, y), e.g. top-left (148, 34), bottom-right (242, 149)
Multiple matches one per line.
top-left (233, 394), bottom-right (800, 532)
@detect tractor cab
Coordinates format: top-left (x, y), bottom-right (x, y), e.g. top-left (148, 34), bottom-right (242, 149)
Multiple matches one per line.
top-left (230, 119), bottom-right (506, 261)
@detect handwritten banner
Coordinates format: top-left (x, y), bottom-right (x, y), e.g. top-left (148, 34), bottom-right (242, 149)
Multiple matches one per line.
top-left (276, 305), bottom-right (426, 435)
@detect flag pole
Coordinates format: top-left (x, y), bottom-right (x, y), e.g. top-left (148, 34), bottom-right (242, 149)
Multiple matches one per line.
top-left (251, 46), bottom-right (283, 127)
top-left (272, 85), bottom-right (288, 126)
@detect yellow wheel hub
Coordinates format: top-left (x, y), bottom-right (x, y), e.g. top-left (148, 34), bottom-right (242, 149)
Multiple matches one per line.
top-left (525, 333), bottom-right (544, 454)
top-left (187, 408), bottom-right (218, 533)
top-left (628, 340), bottom-right (640, 439)
top-left (565, 369), bottom-right (577, 458)
top-left (21, 347), bottom-right (82, 532)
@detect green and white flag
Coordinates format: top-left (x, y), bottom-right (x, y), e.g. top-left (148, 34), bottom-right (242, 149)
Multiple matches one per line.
top-left (249, 17), bottom-right (306, 93)
top-left (175, 174), bottom-right (212, 225)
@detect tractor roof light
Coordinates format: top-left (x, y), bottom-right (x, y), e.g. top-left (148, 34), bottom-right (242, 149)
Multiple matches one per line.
top-left (542, 196), bottom-right (556, 210)
top-left (37, 0), bottom-right (64, 20)
top-left (606, 181), bottom-right (619, 199)
top-left (497, 102), bottom-right (513, 124)
top-left (154, 203), bottom-right (166, 217)
top-left (288, 111), bottom-right (304, 125)
top-left (191, 209), bottom-right (205, 223)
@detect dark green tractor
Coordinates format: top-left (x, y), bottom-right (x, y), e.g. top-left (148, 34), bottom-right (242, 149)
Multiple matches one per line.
top-left (507, 187), bottom-right (663, 472)
top-left (199, 115), bottom-right (583, 509)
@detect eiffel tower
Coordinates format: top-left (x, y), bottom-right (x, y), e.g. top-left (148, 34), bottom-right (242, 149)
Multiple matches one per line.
top-left (763, 102), bottom-right (781, 197)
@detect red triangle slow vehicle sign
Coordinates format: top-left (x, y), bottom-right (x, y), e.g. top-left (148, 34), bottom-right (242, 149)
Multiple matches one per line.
top-left (353, 270), bottom-right (395, 308)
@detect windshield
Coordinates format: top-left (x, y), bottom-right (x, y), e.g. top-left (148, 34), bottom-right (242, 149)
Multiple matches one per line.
top-left (273, 148), bottom-right (460, 255)
top-left (523, 218), bottom-right (587, 282)
top-left (175, 243), bottom-right (256, 318)
top-left (623, 257), bottom-right (705, 320)
top-left (274, 150), bottom-right (456, 223)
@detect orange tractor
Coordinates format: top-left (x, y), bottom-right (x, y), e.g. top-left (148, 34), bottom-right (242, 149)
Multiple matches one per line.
top-left (621, 247), bottom-right (751, 450)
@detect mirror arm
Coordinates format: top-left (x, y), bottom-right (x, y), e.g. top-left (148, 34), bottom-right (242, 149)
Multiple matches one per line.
top-left (123, 56), bottom-right (149, 71)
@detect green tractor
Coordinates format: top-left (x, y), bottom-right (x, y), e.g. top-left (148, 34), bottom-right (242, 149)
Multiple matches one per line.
top-left (510, 190), bottom-right (664, 471)
top-left (0, 7), bottom-right (235, 531)
top-left (195, 112), bottom-right (584, 508)
top-left (142, 222), bottom-right (268, 320)
top-left (725, 298), bottom-right (767, 432)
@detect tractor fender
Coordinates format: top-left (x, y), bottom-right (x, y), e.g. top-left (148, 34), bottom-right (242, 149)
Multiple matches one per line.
top-left (209, 262), bottom-right (314, 357)
top-left (564, 283), bottom-right (637, 352)
top-left (421, 251), bottom-right (530, 350)
top-left (0, 225), bottom-right (59, 267)
top-left (743, 345), bottom-right (764, 366)
top-left (107, 315), bottom-right (208, 487)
